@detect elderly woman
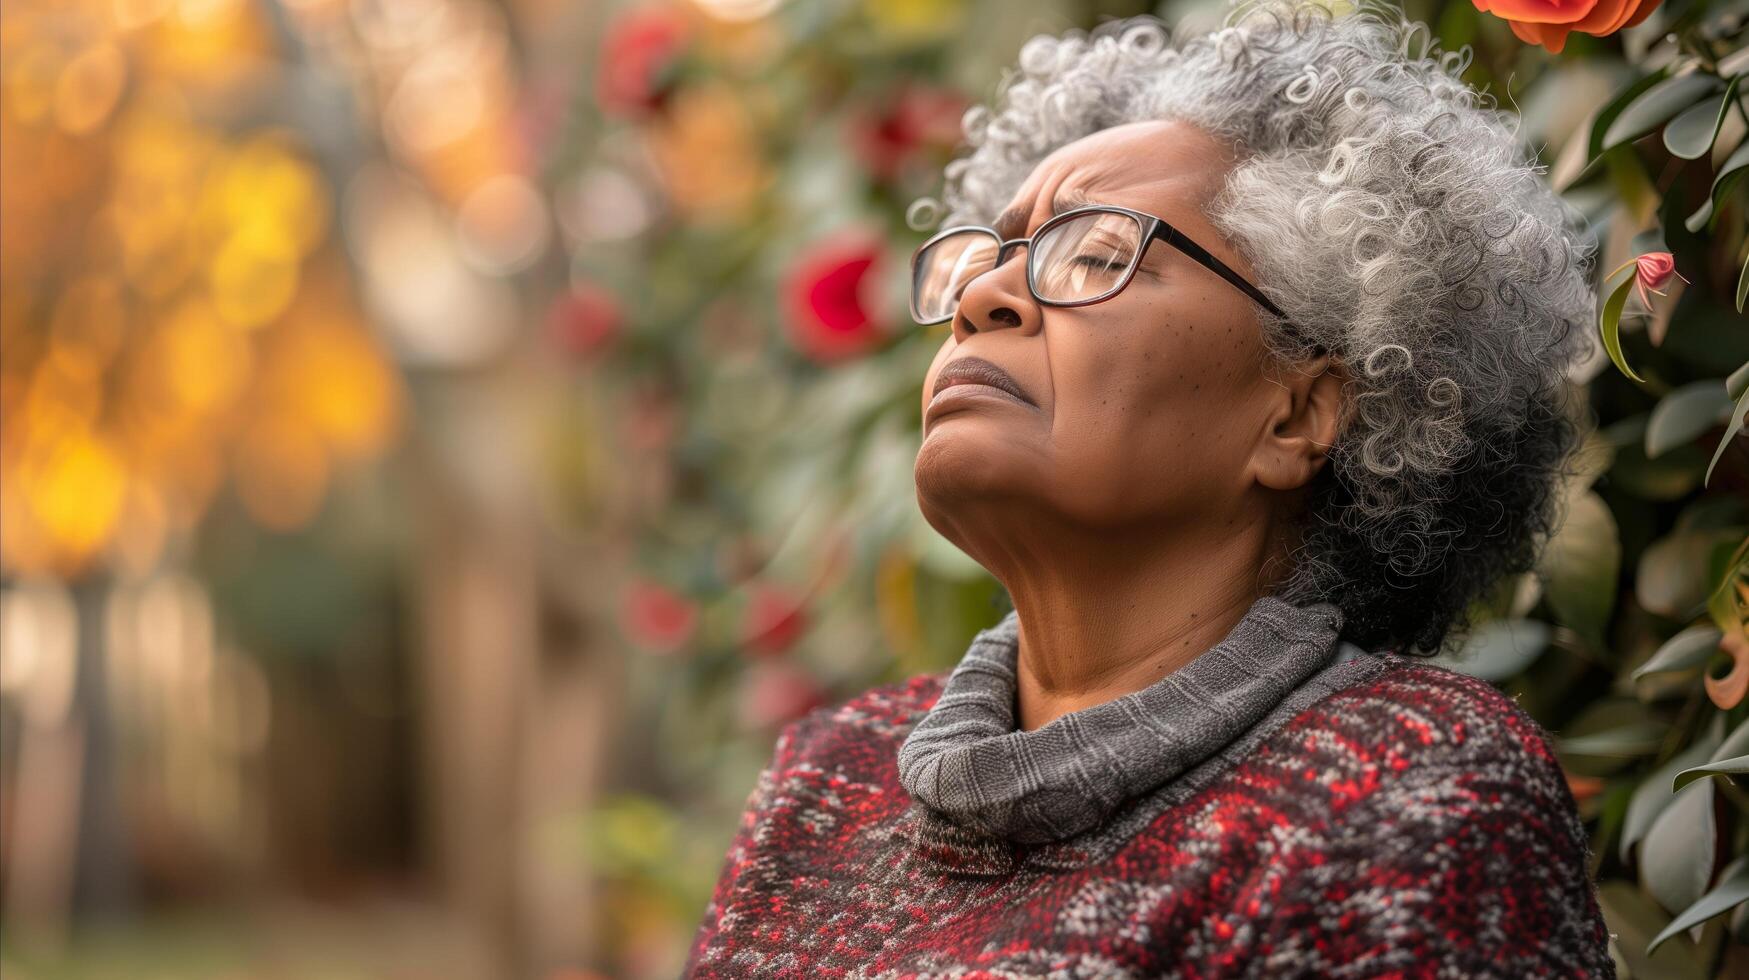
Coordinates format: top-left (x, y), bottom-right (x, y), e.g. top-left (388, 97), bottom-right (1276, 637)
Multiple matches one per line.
top-left (685, 0), bottom-right (1613, 975)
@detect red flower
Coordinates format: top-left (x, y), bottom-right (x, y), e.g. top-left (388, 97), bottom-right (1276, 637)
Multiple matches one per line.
top-left (1471, 0), bottom-right (1663, 54)
top-left (738, 660), bottom-right (826, 730)
top-left (741, 583), bottom-right (808, 657)
top-left (595, 5), bottom-right (691, 118)
top-left (781, 232), bottom-right (888, 363)
top-left (851, 85), bottom-right (969, 184)
top-left (548, 283), bottom-right (624, 359)
top-left (1633, 251), bottom-right (1688, 310)
top-left (619, 578), bottom-right (698, 654)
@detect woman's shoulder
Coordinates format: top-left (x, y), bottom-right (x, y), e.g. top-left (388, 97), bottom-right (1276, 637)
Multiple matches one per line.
top-left (772, 670), bottom-right (950, 763)
top-left (1280, 653), bottom-right (1573, 791)
top-left (801, 672), bottom-right (951, 735)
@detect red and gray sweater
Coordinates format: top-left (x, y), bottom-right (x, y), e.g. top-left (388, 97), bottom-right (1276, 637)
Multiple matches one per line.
top-left (685, 600), bottom-right (1614, 978)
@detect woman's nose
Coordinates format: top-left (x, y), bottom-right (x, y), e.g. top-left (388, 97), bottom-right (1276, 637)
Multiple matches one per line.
top-left (952, 247), bottom-right (1041, 342)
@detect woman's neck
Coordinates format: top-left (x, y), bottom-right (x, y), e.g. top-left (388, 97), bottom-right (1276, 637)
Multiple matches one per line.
top-left (999, 515), bottom-right (1283, 732)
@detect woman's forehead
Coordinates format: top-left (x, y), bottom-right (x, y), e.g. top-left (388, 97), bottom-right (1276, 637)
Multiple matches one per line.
top-left (1006, 120), bottom-right (1234, 223)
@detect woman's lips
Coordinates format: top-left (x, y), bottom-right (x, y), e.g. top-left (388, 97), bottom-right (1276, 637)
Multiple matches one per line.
top-left (931, 356), bottom-right (1033, 404)
top-left (925, 381), bottom-right (1034, 425)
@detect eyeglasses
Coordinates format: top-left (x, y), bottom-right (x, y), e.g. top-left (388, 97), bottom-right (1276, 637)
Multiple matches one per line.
top-left (910, 203), bottom-right (1319, 351)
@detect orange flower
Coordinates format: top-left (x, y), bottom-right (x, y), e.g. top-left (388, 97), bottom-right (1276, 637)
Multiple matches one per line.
top-left (1471, 0), bottom-right (1663, 53)
top-left (1563, 770), bottom-right (1606, 807)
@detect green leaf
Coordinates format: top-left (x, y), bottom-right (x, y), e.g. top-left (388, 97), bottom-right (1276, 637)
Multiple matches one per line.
top-left (1728, 361), bottom-right (1749, 403)
top-left (1648, 858), bottom-right (1749, 954)
top-left (1722, 45), bottom-right (1749, 78)
top-left (1600, 274), bottom-right (1645, 384)
top-left (1646, 381), bottom-right (1734, 458)
top-left (1437, 618), bottom-right (1551, 681)
top-left (1674, 754), bottom-right (1749, 791)
top-left (1716, 720), bottom-right (1749, 762)
top-left (1641, 778), bottom-right (1715, 916)
top-left (1687, 141), bottom-right (1749, 234)
top-left (1600, 881), bottom-right (1708, 979)
top-left (1707, 537), bottom-right (1749, 634)
top-left (1620, 736), bottom-right (1720, 862)
top-left (1570, 429), bottom-right (1617, 491)
top-left (1704, 384), bottom-right (1749, 489)
top-left (1737, 250), bottom-right (1748, 315)
top-left (1603, 73), bottom-right (1725, 150)
top-left (1588, 69), bottom-right (1674, 166)
top-left (1541, 490), bottom-right (1620, 649)
top-left (1632, 625), bottom-right (1725, 680)
top-left (1707, 721), bottom-right (1749, 766)
top-left (1638, 529), bottom-right (1742, 619)
top-left (1562, 722), bottom-right (1667, 758)
top-left (1662, 76), bottom-right (1739, 160)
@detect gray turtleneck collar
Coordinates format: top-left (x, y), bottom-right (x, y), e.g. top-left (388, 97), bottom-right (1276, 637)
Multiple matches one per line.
top-left (895, 594), bottom-right (1355, 845)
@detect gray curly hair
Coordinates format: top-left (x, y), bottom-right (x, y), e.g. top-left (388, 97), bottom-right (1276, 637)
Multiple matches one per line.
top-left (913, 0), bottom-right (1598, 655)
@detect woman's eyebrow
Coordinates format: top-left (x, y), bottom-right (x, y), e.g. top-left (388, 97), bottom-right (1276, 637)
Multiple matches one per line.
top-left (992, 188), bottom-right (1100, 239)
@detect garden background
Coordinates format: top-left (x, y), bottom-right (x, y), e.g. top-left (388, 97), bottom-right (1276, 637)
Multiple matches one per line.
top-left (0, 0), bottom-right (1745, 976)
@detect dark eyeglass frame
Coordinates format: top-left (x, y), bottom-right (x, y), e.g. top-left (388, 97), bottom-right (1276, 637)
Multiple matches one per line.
top-left (910, 202), bottom-right (1322, 353)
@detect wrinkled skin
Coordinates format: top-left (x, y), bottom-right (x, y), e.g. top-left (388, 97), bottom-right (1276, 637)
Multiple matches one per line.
top-left (914, 119), bottom-right (1349, 731)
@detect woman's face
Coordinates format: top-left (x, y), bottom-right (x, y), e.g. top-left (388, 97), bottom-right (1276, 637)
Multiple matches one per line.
top-left (916, 118), bottom-right (1311, 554)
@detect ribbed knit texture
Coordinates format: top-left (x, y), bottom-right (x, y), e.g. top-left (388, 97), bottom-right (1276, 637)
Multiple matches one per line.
top-left (685, 608), bottom-right (1615, 978)
top-left (896, 595), bottom-right (1347, 844)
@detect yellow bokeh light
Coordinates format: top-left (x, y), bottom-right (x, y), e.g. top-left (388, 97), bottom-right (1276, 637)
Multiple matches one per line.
top-left (0, 0), bottom-right (410, 577)
top-left (22, 427), bottom-right (130, 574)
top-left (288, 322), bottom-right (402, 463)
top-left (54, 40), bottom-right (128, 134)
top-left (208, 223), bottom-right (300, 329)
top-left (111, 93), bottom-right (217, 299)
top-left (138, 0), bottom-right (271, 92)
top-left (863, 0), bottom-right (966, 39)
top-left (157, 299), bottom-right (253, 416)
top-left (21, 359), bottom-right (102, 463)
top-left (215, 134), bottom-right (329, 257)
top-left (112, 0), bottom-right (177, 32)
top-left (6, 43), bottom-right (62, 125)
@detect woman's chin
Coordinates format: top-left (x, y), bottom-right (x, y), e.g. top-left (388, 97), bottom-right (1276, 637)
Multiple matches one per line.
top-left (914, 438), bottom-right (1025, 512)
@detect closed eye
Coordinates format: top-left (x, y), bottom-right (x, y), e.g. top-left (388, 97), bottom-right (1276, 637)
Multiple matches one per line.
top-left (1073, 253), bottom-right (1133, 270)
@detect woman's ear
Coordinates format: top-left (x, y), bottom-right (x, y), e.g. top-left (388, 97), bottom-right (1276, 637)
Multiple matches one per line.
top-left (1250, 352), bottom-right (1347, 493)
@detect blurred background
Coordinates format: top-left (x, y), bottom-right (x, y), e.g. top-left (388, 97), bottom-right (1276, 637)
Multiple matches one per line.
top-left (1, 0), bottom-right (1744, 976)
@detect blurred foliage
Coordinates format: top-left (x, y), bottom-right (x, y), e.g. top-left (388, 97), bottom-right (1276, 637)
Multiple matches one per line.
top-left (546, 0), bottom-right (1749, 975)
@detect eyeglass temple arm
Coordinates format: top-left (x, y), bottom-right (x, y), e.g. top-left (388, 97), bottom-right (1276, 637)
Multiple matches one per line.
top-left (1150, 223), bottom-right (1326, 353)
top-left (1149, 221), bottom-right (1282, 316)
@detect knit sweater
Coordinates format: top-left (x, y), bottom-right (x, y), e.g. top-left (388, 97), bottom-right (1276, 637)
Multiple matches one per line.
top-left (684, 596), bottom-right (1615, 978)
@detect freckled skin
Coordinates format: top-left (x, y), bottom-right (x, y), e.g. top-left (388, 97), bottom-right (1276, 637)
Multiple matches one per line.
top-left (912, 119), bottom-right (1349, 731)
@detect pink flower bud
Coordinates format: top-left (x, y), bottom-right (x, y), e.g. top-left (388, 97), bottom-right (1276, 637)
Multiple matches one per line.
top-left (1633, 251), bottom-right (1689, 310)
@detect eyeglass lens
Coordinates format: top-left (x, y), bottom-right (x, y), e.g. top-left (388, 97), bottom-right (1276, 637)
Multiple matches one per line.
top-left (912, 211), bottom-right (1144, 322)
